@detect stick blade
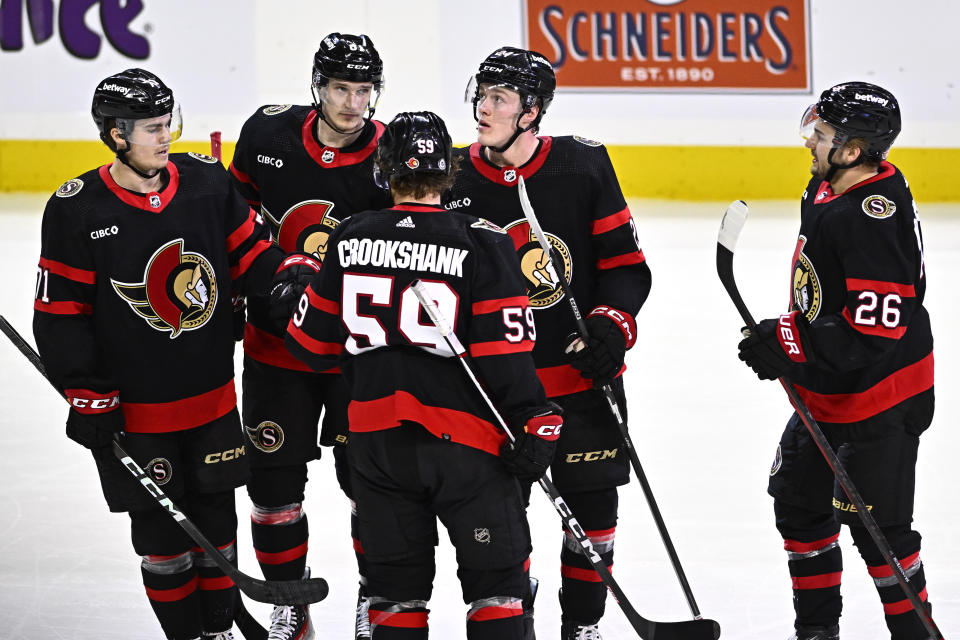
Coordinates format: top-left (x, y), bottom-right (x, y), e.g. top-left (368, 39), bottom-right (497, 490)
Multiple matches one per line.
top-left (718, 200), bottom-right (748, 253)
top-left (649, 617), bottom-right (722, 640)
top-left (256, 576), bottom-right (330, 606)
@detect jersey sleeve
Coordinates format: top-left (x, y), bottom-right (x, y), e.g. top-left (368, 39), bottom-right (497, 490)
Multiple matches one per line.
top-left (32, 196), bottom-right (116, 405)
top-left (467, 229), bottom-right (548, 422)
top-left (588, 144), bottom-right (652, 332)
top-left (804, 201), bottom-right (925, 372)
top-left (284, 224), bottom-right (346, 373)
top-left (228, 110), bottom-right (263, 209)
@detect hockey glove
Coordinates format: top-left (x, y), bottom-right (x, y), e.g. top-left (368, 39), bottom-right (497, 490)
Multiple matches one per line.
top-left (738, 311), bottom-right (811, 380)
top-left (500, 404), bottom-right (564, 483)
top-left (64, 389), bottom-right (124, 449)
top-left (269, 253), bottom-right (322, 332)
top-left (564, 307), bottom-right (635, 388)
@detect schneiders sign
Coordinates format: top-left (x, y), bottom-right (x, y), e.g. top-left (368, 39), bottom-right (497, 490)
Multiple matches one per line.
top-left (524, 0), bottom-right (810, 92)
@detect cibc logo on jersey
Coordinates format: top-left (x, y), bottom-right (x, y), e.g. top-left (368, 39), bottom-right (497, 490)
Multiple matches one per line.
top-left (791, 235), bottom-right (822, 321)
top-left (264, 200), bottom-right (340, 261)
top-left (111, 239), bottom-right (218, 338)
top-left (504, 220), bottom-right (572, 308)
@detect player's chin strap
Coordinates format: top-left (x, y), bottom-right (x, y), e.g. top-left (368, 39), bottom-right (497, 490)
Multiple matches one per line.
top-left (487, 109), bottom-right (542, 154)
top-left (314, 101), bottom-right (368, 137)
top-left (824, 143), bottom-right (868, 183)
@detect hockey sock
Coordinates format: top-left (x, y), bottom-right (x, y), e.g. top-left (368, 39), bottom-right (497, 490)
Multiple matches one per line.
top-left (368, 599), bottom-right (429, 639)
top-left (351, 498), bottom-right (370, 594)
top-left (141, 551), bottom-right (203, 640)
top-left (782, 532), bottom-right (844, 627)
top-left (194, 540), bottom-right (239, 633)
top-left (466, 597), bottom-right (525, 640)
top-left (559, 526), bottom-right (615, 624)
top-left (850, 525), bottom-right (930, 640)
top-left (251, 502), bottom-right (309, 581)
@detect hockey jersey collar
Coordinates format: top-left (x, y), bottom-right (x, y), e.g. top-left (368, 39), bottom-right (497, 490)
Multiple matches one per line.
top-left (98, 162), bottom-right (179, 212)
top-left (301, 111), bottom-right (384, 168)
top-left (390, 203), bottom-right (447, 213)
top-left (813, 161), bottom-right (896, 204)
top-left (469, 137), bottom-right (553, 186)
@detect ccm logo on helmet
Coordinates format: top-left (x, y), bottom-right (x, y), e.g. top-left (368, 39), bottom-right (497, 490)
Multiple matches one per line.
top-left (346, 63), bottom-right (370, 70)
top-left (257, 154), bottom-right (284, 168)
top-left (91, 225), bottom-right (119, 239)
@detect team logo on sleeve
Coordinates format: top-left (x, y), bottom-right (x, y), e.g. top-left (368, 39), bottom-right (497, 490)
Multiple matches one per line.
top-left (770, 445), bottom-right (782, 476)
top-left (791, 235), bottom-right (822, 321)
top-left (111, 239), bottom-right (218, 338)
top-left (504, 220), bottom-right (572, 308)
top-left (262, 104), bottom-right (292, 116)
top-left (188, 152), bottom-right (219, 164)
top-left (573, 135), bottom-right (602, 147)
top-left (470, 218), bottom-right (506, 234)
top-left (861, 194), bottom-right (897, 219)
top-left (55, 178), bottom-right (84, 197)
top-left (268, 199), bottom-right (340, 260)
top-left (245, 421), bottom-right (285, 453)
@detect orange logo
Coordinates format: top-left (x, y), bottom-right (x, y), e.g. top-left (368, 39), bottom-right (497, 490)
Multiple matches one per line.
top-left (524, 0), bottom-right (810, 92)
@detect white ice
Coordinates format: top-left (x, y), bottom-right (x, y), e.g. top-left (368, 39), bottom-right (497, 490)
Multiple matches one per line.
top-left (0, 195), bottom-right (956, 639)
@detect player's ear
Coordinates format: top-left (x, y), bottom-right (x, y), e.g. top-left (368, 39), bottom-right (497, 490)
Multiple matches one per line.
top-left (519, 102), bottom-right (540, 129)
top-left (110, 127), bottom-right (128, 151)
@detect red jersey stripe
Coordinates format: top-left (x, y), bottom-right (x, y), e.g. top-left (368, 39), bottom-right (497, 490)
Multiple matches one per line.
top-left (226, 208), bottom-right (259, 252)
top-left (230, 238), bottom-right (273, 280)
top-left (592, 207), bottom-right (632, 235)
top-left (307, 287), bottom-right (340, 315)
top-left (228, 161), bottom-right (257, 187)
top-left (846, 278), bottom-right (916, 298)
top-left (792, 352), bottom-right (933, 423)
top-left (792, 572), bottom-right (842, 590)
top-left (244, 324), bottom-right (315, 372)
top-left (286, 323), bottom-right (343, 358)
top-left (597, 251), bottom-right (645, 271)
top-left (122, 379), bottom-right (236, 433)
top-left (34, 299), bottom-right (93, 315)
top-left (536, 363), bottom-right (624, 397)
top-left (38, 257), bottom-right (96, 284)
top-left (842, 308), bottom-right (908, 339)
top-left (145, 576), bottom-right (198, 602)
top-left (469, 339), bottom-right (535, 357)
top-left (472, 296), bottom-right (529, 315)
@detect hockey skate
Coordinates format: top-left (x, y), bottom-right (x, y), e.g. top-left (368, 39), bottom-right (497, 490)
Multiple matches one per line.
top-left (267, 568), bottom-right (315, 640)
top-left (561, 619), bottom-right (602, 640)
top-left (523, 577), bottom-right (539, 640)
top-left (355, 585), bottom-right (371, 640)
top-left (201, 632), bottom-right (235, 640)
top-left (788, 623), bottom-right (839, 640)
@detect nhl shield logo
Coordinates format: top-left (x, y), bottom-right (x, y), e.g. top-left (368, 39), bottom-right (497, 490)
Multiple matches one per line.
top-left (321, 149), bottom-right (336, 164)
top-left (149, 194), bottom-right (162, 209)
top-left (474, 528), bottom-right (491, 544)
top-left (503, 169), bottom-right (517, 183)
top-left (111, 239), bottom-right (218, 338)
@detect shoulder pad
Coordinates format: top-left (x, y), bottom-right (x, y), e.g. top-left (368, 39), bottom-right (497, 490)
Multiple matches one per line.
top-left (54, 177), bottom-right (85, 198)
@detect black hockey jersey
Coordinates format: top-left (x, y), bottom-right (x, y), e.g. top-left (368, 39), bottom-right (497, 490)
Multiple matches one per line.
top-left (445, 136), bottom-right (651, 397)
top-left (784, 162), bottom-right (933, 424)
top-left (33, 154), bottom-right (284, 434)
top-left (229, 104), bottom-right (391, 371)
top-left (285, 204), bottom-right (548, 456)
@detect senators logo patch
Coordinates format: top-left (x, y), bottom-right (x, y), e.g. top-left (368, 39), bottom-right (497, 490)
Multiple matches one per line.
top-left (791, 235), bottom-right (821, 322)
top-left (573, 135), bottom-right (602, 147)
top-left (862, 194), bottom-right (897, 219)
top-left (770, 445), bottom-right (782, 476)
top-left (188, 152), bottom-right (219, 164)
top-left (504, 220), bottom-right (572, 309)
top-left (55, 178), bottom-right (84, 198)
top-left (266, 199), bottom-right (340, 261)
top-left (246, 421), bottom-right (285, 453)
top-left (262, 104), bottom-right (292, 116)
top-left (148, 457), bottom-right (173, 485)
top-left (111, 239), bottom-right (218, 338)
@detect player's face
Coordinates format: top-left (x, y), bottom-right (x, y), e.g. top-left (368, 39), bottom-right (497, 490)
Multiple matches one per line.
top-left (121, 114), bottom-right (173, 171)
top-left (805, 121), bottom-right (838, 180)
top-left (474, 84), bottom-right (525, 147)
top-left (322, 79), bottom-right (373, 131)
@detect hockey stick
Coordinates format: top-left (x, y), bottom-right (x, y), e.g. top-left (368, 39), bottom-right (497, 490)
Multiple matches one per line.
top-left (210, 131), bottom-right (223, 162)
top-left (716, 200), bottom-right (943, 640)
top-left (410, 282), bottom-right (720, 640)
top-left (516, 176), bottom-right (706, 621)
top-left (0, 314), bottom-right (328, 608)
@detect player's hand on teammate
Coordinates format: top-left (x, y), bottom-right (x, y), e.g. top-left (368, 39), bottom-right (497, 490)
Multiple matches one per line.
top-left (65, 402), bottom-right (125, 449)
top-left (269, 253), bottom-right (322, 332)
top-left (737, 313), bottom-right (810, 380)
top-left (565, 315), bottom-right (627, 388)
top-left (500, 403), bottom-right (564, 483)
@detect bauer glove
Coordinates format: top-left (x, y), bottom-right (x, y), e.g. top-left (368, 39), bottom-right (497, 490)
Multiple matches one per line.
top-left (64, 388), bottom-right (124, 449)
top-left (565, 306), bottom-right (635, 388)
top-left (738, 311), bottom-right (811, 380)
top-left (500, 403), bottom-right (564, 483)
top-left (269, 253), bottom-right (321, 333)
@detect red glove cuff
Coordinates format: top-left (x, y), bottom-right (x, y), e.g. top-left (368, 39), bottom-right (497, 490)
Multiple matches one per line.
top-left (65, 388), bottom-right (120, 415)
top-left (525, 414), bottom-right (563, 442)
top-left (276, 253), bottom-right (321, 274)
top-left (776, 311), bottom-right (808, 363)
top-left (588, 305), bottom-right (637, 349)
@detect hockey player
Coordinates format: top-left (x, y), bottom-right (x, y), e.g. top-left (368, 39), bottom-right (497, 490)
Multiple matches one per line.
top-left (737, 82), bottom-right (936, 640)
top-left (33, 69), bottom-right (287, 640)
top-left (282, 110), bottom-right (561, 640)
top-left (228, 32), bottom-right (391, 640)
top-left (446, 47), bottom-right (652, 640)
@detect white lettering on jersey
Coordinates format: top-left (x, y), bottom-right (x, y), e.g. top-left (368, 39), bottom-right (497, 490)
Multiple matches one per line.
top-left (338, 238), bottom-right (469, 277)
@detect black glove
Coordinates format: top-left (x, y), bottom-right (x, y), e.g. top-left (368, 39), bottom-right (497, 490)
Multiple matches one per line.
top-left (500, 404), bottom-right (564, 483)
top-left (738, 311), bottom-right (811, 380)
top-left (564, 308), bottom-right (632, 387)
top-left (269, 253), bottom-right (321, 332)
top-left (65, 390), bottom-right (125, 449)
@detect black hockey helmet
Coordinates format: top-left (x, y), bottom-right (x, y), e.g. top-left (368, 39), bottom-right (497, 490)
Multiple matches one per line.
top-left (91, 68), bottom-right (179, 145)
top-left (374, 111), bottom-right (453, 189)
top-left (312, 32), bottom-right (384, 87)
top-left (801, 81), bottom-right (900, 162)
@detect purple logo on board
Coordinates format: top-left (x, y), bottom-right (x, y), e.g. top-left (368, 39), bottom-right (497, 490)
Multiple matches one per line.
top-left (1, 0), bottom-right (150, 60)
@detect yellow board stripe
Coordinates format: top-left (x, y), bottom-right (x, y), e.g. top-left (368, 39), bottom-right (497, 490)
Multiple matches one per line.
top-left (1, 139), bottom-right (957, 201)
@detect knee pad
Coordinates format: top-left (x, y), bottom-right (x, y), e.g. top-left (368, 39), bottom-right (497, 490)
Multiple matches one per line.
top-left (141, 551), bottom-right (194, 575)
top-left (774, 499), bottom-right (840, 543)
top-left (562, 488), bottom-right (618, 529)
top-left (247, 464), bottom-right (308, 506)
top-left (130, 507), bottom-right (193, 556)
top-left (251, 502), bottom-right (305, 526)
top-left (849, 524), bottom-right (922, 577)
